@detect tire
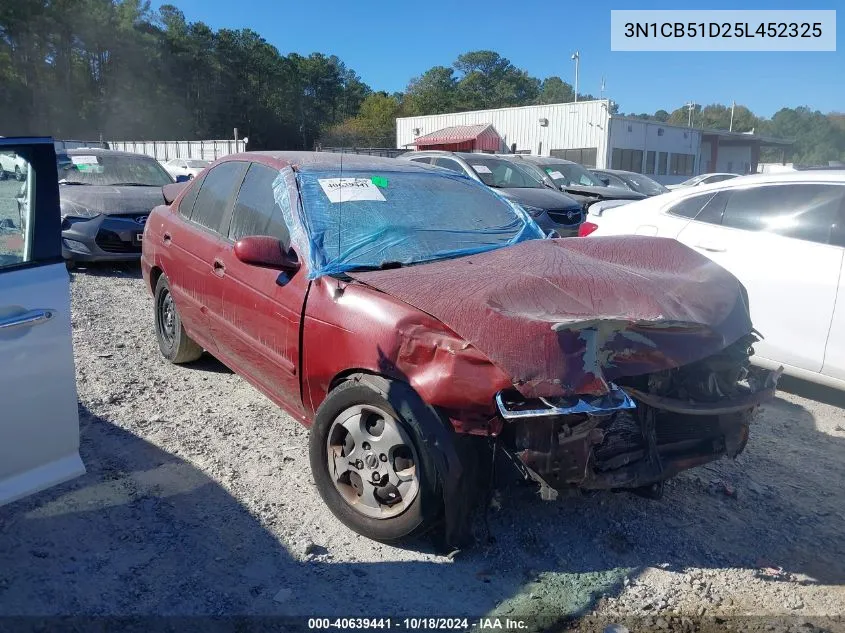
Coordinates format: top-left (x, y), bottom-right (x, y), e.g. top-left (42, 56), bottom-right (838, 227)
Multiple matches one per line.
top-left (154, 274), bottom-right (203, 364)
top-left (14, 166), bottom-right (23, 181)
top-left (65, 259), bottom-right (75, 271)
top-left (309, 376), bottom-right (442, 542)
top-left (0, 169), bottom-right (6, 181)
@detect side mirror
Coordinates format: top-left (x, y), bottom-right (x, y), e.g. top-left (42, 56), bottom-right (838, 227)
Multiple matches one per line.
top-left (175, 174), bottom-right (191, 183)
top-left (234, 235), bottom-right (300, 272)
top-left (599, 177), bottom-right (610, 186)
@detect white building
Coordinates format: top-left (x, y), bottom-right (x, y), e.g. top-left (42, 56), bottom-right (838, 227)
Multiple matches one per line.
top-left (396, 101), bottom-right (790, 186)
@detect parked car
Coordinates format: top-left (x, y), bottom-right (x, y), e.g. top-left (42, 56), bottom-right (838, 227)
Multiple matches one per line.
top-left (503, 155), bottom-right (647, 208)
top-left (584, 171), bottom-right (845, 391)
top-left (142, 151), bottom-right (777, 544)
top-left (0, 150), bottom-right (30, 181)
top-left (163, 158), bottom-right (210, 180)
top-left (58, 148), bottom-right (176, 268)
top-left (591, 168), bottom-right (669, 197)
top-left (666, 173), bottom-right (739, 190)
top-left (397, 150), bottom-right (585, 236)
top-left (0, 137), bottom-right (84, 506)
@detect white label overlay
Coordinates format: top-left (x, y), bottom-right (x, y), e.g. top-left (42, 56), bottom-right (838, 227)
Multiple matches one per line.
top-left (611, 10), bottom-right (836, 51)
top-left (548, 171), bottom-right (565, 180)
top-left (318, 178), bottom-right (386, 204)
top-left (472, 164), bottom-right (493, 174)
top-left (70, 155), bottom-right (99, 165)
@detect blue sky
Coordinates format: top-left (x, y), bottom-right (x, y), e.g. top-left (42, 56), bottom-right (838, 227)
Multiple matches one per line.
top-left (156, 0), bottom-right (842, 118)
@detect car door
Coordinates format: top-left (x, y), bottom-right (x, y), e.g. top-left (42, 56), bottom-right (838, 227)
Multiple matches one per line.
top-left (675, 182), bottom-right (845, 371)
top-left (165, 161), bottom-right (249, 354)
top-left (0, 138), bottom-right (84, 506)
top-left (212, 162), bottom-right (307, 415)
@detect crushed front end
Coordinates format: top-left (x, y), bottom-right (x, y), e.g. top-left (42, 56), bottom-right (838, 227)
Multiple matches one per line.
top-left (496, 334), bottom-right (781, 499)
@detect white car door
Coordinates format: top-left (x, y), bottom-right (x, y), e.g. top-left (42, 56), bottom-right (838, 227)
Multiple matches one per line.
top-left (0, 138), bottom-right (84, 506)
top-left (674, 182), bottom-right (845, 372)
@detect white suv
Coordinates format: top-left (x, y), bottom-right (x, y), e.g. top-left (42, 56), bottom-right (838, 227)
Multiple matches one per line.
top-left (584, 171), bottom-right (845, 390)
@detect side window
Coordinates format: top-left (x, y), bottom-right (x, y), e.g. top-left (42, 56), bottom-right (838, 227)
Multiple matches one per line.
top-left (176, 173), bottom-right (205, 218)
top-left (0, 151), bottom-right (33, 268)
top-left (0, 142), bottom-right (62, 271)
top-left (409, 157), bottom-right (432, 165)
top-left (190, 161), bottom-right (248, 234)
top-left (227, 163), bottom-right (290, 245)
top-left (434, 157), bottom-right (466, 174)
top-left (722, 184), bottom-right (845, 245)
top-left (666, 191), bottom-right (726, 224)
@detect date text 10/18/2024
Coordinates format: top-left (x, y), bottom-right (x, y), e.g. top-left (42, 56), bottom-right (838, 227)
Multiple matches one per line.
top-left (308, 618), bottom-right (529, 631)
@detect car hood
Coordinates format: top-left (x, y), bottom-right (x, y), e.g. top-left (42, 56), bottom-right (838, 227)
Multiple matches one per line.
top-left (350, 236), bottom-right (753, 399)
top-left (561, 184), bottom-right (646, 201)
top-left (495, 187), bottom-right (581, 209)
top-left (59, 185), bottom-right (165, 215)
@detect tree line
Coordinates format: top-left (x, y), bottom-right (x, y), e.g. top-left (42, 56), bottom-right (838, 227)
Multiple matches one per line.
top-left (2, 1), bottom-right (842, 165)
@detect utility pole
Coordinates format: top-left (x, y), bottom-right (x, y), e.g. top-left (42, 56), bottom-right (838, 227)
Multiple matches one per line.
top-left (685, 101), bottom-right (696, 127)
top-left (729, 101), bottom-right (736, 131)
top-left (600, 76), bottom-right (605, 100)
top-left (571, 51), bottom-right (580, 103)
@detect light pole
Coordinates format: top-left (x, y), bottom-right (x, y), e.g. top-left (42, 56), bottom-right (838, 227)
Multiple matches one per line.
top-left (571, 51), bottom-right (580, 103)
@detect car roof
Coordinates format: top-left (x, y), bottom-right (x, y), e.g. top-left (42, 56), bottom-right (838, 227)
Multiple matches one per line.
top-left (223, 151), bottom-right (437, 173)
top-left (511, 155), bottom-right (576, 166)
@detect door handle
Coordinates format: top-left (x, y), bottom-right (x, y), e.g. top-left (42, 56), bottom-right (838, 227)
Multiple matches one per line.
top-left (163, 232), bottom-right (172, 245)
top-left (212, 259), bottom-right (225, 277)
top-left (694, 241), bottom-right (727, 253)
top-left (0, 309), bottom-right (54, 331)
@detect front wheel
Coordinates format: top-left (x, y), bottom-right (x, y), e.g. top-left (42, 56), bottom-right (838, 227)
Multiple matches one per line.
top-left (309, 377), bottom-right (441, 542)
top-left (154, 274), bottom-right (203, 364)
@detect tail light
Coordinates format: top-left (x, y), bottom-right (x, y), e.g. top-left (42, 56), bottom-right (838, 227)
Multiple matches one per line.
top-left (578, 222), bottom-right (599, 237)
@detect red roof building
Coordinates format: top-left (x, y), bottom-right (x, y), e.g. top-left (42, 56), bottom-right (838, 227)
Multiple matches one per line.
top-left (408, 124), bottom-right (503, 152)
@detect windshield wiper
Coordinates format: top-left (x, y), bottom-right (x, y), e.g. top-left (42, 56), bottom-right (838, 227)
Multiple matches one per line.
top-left (59, 181), bottom-right (91, 185)
top-left (109, 182), bottom-right (156, 187)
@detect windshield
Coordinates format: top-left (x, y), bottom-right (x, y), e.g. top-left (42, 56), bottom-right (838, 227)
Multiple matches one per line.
top-left (294, 169), bottom-right (543, 278)
top-left (541, 162), bottom-right (603, 187)
top-left (466, 157), bottom-right (543, 188)
top-left (58, 154), bottom-right (173, 186)
top-left (625, 173), bottom-right (668, 195)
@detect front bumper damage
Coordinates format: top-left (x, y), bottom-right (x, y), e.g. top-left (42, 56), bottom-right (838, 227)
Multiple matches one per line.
top-left (495, 349), bottom-right (781, 499)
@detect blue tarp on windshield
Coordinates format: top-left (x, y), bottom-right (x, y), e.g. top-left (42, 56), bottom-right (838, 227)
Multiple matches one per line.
top-left (273, 167), bottom-right (543, 279)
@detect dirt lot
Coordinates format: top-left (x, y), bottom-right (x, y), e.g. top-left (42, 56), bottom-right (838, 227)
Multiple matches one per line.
top-left (1, 263), bottom-right (845, 630)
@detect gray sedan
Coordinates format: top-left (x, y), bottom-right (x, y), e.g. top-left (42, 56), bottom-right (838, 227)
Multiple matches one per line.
top-left (58, 149), bottom-right (176, 267)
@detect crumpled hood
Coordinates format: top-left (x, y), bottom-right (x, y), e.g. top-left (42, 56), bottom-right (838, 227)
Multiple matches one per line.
top-left (497, 187), bottom-right (582, 210)
top-left (59, 185), bottom-right (164, 215)
top-left (350, 236), bottom-right (753, 399)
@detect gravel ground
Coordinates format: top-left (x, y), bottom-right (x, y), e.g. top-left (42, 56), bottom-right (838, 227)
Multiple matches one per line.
top-left (1, 263), bottom-right (845, 631)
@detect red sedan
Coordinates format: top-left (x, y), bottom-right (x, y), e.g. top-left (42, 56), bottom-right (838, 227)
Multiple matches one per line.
top-left (141, 151), bottom-right (778, 546)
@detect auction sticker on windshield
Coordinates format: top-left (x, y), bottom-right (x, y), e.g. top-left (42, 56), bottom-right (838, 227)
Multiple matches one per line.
top-left (472, 164), bottom-right (492, 173)
top-left (70, 155), bottom-right (99, 165)
top-left (318, 178), bottom-right (386, 203)
top-left (547, 170), bottom-right (565, 180)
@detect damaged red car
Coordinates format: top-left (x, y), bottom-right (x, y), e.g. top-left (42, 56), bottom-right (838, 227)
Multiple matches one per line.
top-left (141, 152), bottom-right (780, 545)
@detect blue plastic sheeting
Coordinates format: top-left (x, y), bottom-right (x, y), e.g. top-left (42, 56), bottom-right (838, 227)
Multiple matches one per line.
top-left (273, 167), bottom-right (544, 279)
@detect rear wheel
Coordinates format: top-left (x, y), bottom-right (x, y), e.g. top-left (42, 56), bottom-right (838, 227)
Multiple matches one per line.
top-left (154, 274), bottom-right (202, 364)
top-left (309, 377), bottom-right (441, 542)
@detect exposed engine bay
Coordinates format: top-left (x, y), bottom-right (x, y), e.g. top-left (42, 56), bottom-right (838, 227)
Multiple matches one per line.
top-left (495, 334), bottom-right (781, 498)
